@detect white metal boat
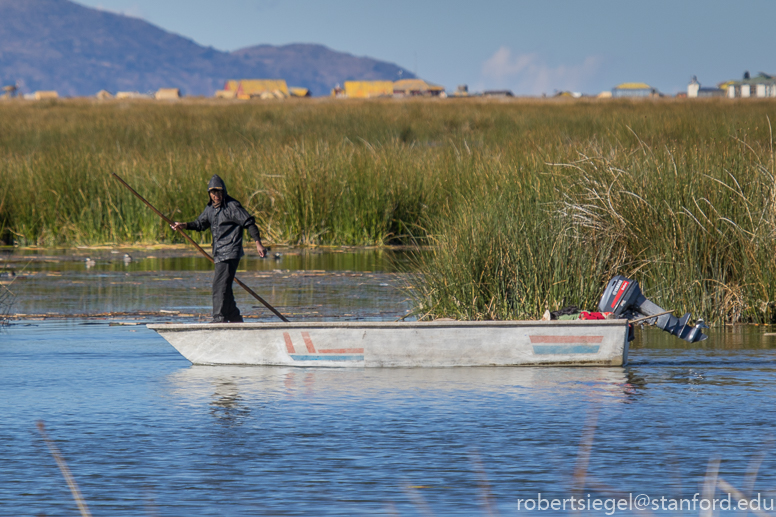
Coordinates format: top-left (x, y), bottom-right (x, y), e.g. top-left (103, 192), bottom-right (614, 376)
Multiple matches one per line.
top-left (147, 319), bottom-right (630, 367)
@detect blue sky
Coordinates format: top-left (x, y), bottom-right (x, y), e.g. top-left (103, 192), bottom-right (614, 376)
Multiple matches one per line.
top-left (78, 0), bottom-right (775, 96)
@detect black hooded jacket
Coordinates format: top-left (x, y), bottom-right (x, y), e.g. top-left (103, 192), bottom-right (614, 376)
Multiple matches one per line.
top-left (186, 175), bottom-right (262, 262)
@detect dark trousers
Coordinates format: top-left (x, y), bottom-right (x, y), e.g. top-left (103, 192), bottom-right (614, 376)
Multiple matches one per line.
top-left (212, 258), bottom-right (241, 322)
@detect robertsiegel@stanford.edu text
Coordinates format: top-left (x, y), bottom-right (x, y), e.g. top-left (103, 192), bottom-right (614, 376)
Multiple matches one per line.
top-left (516, 492), bottom-right (775, 514)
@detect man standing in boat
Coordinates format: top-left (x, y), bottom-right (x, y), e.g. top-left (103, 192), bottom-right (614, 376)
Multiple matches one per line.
top-left (170, 175), bottom-right (266, 323)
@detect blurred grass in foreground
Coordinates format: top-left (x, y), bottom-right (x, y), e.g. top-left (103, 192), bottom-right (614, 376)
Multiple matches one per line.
top-left (1, 98), bottom-right (775, 323)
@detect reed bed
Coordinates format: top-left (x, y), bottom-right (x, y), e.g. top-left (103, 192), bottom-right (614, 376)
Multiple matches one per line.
top-left (1, 98), bottom-right (775, 323)
top-left (410, 138), bottom-right (776, 324)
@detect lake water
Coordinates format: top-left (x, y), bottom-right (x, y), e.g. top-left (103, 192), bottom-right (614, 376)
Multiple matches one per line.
top-left (2, 248), bottom-right (776, 516)
top-left (0, 247), bottom-right (412, 320)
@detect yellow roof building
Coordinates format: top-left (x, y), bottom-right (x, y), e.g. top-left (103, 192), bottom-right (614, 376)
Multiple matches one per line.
top-left (155, 88), bottom-right (181, 100)
top-left (343, 81), bottom-right (394, 98)
top-left (614, 82), bottom-right (652, 90)
top-left (611, 82), bottom-right (659, 98)
top-left (289, 87), bottom-right (311, 98)
top-left (215, 90), bottom-right (237, 99)
top-left (393, 79), bottom-right (445, 96)
top-left (224, 80), bottom-right (289, 99)
top-left (33, 91), bottom-right (58, 100)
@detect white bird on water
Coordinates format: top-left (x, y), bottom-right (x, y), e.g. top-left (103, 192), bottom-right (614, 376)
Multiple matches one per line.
top-left (85, 257), bottom-right (96, 268)
top-left (123, 253), bottom-right (133, 264)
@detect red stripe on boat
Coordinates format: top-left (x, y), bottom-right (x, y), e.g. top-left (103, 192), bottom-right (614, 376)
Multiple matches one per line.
top-left (302, 332), bottom-right (316, 353)
top-left (529, 335), bottom-right (604, 343)
top-left (611, 280), bottom-right (629, 308)
top-left (283, 332), bottom-right (295, 353)
top-left (318, 348), bottom-right (365, 354)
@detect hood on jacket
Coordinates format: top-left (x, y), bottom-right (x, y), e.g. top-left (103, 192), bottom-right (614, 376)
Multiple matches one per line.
top-left (207, 175), bottom-right (228, 205)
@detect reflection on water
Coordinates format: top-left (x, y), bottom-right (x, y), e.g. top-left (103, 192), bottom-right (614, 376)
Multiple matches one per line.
top-left (210, 379), bottom-right (251, 426)
top-left (168, 366), bottom-right (637, 407)
top-left (637, 323), bottom-right (776, 350)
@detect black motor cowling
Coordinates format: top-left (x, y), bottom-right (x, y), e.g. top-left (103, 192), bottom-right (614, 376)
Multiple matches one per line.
top-left (599, 275), bottom-right (708, 343)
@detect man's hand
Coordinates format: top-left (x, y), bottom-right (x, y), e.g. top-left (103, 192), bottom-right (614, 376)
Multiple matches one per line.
top-left (170, 222), bottom-right (186, 231)
top-left (256, 241), bottom-right (267, 258)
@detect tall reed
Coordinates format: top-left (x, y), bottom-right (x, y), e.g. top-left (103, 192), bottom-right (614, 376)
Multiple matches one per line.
top-left (2, 98), bottom-right (775, 323)
top-left (557, 139), bottom-right (776, 323)
top-left (409, 124), bottom-right (776, 324)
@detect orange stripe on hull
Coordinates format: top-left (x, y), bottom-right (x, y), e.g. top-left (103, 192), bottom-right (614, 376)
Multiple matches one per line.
top-left (529, 335), bottom-right (603, 344)
top-left (283, 332), bottom-right (296, 353)
top-left (302, 332), bottom-right (316, 353)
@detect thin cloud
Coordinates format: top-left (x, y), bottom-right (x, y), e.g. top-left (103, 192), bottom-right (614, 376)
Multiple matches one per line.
top-left (480, 46), bottom-right (603, 95)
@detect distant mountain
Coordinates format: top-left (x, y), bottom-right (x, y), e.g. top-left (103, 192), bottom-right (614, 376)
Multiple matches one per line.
top-left (0, 0), bottom-right (414, 97)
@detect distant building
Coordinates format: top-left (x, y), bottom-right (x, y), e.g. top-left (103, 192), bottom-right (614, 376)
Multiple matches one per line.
top-left (611, 82), bottom-right (659, 98)
top-left (342, 81), bottom-right (394, 99)
top-left (95, 90), bottom-right (113, 99)
top-left (452, 85), bottom-right (469, 97)
top-left (332, 79), bottom-right (445, 98)
top-left (393, 79), bottom-right (445, 97)
top-left (331, 85), bottom-right (345, 98)
top-left (155, 88), bottom-right (181, 100)
top-left (687, 76), bottom-right (725, 98)
top-left (116, 91), bottom-right (153, 99)
top-left (482, 90), bottom-right (514, 98)
top-left (33, 91), bottom-right (58, 100)
top-left (289, 87), bottom-right (311, 98)
top-left (724, 71), bottom-right (776, 98)
top-left (2, 85), bottom-right (18, 99)
top-left (223, 79), bottom-right (289, 99)
top-left (257, 90), bottom-right (287, 100)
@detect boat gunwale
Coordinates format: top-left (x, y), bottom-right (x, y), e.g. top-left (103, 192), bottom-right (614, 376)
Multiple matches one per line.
top-left (147, 320), bottom-right (629, 331)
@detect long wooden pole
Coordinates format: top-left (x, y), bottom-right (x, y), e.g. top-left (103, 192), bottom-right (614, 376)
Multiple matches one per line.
top-left (629, 309), bottom-right (673, 324)
top-left (112, 173), bottom-right (289, 323)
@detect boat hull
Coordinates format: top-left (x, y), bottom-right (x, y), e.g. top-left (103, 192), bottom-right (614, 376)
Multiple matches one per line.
top-left (147, 320), bottom-right (630, 367)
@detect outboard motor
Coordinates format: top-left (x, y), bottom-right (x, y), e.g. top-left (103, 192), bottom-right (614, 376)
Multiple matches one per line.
top-left (599, 275), bottom-right (708, 343)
